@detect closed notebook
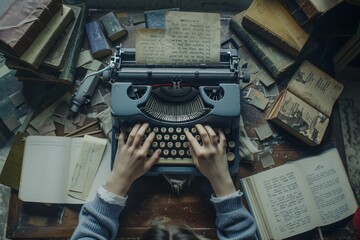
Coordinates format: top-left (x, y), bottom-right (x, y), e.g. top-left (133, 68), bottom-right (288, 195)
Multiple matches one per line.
top-left (85, 21), bottom-right (112, 59)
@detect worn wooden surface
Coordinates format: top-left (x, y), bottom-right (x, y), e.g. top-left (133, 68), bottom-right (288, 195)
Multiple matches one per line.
top-left (5, 9), bottom-right (355, 240)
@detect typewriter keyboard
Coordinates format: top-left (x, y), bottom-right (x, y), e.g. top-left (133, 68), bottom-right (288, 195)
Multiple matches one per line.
top-left (120, 126), bottom-right (237, 165)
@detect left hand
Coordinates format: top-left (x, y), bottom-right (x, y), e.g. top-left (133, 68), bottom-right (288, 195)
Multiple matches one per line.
top-left (105, 123), bottom-right (161, 196)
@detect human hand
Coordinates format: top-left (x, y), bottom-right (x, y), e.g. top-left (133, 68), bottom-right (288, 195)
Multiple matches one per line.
top-left (185, 124), bottom-right (236, 197)
top-left (105, 123), bottom-right (161, 196)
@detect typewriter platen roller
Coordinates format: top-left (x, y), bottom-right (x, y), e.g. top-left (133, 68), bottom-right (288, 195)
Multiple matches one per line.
top-left (108, 47), bottom-right (247, 176)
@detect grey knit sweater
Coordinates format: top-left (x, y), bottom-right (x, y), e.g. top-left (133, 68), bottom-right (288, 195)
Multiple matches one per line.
top-left (71, 187), bottom-right (258, 240)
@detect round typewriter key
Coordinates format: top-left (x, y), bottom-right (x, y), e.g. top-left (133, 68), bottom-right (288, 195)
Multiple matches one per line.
top-left (179, 150), bottom-right (185, 156)
top-left (163, 149), bottom-right (169, 156)
top-left (156, 134), bottom-right (162, 140)
top-left (167, 142), bottom-right (173, 148)
top-left (226, 152), bottom-right (235, 161)
top-left (168, 127), bottom-right (174, 133)
top-left (176, 127), bottom-right (182, 133)
top-left (228, 141), bottom-right (236, 148)
top-left (180, 134), bottom-right (186, 141)
top-left (171, 149), bottom-right (177, 156)
top-left (175, 142), bottom-right (181, 148)
top-left (153, 127), bottom-right (159, 133)
top-left (160, 142), bottom-right (166, 148)
top-left (172, 135), bottom-right (178, 141)
top-left (161, 127), bottom-right (167, 133)
top-left (152, 142), bottom-right (158, 148)
top-left (164, 134), bottom-right (170, 140)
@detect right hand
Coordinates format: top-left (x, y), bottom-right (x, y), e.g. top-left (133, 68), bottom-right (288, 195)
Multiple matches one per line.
top-left (185, 124), bottom-right (236, 197)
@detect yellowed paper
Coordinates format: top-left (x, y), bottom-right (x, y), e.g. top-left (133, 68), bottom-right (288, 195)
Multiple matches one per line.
top-left (287, 61), bottom-right (344, 117)
top-left (68, 135), bottom-right (107, 200)
top-left (135, 11), bottom-right (220, 64)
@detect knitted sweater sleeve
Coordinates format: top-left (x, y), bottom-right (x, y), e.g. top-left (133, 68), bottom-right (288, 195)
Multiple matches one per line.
top-left (70, 186), bottom-right (126, 240)
top-left (211, 190), bottom-right (258, 240)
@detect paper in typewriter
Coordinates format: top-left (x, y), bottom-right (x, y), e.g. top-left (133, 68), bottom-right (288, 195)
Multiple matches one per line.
top-left (136, 11), bottom-right (220, 64)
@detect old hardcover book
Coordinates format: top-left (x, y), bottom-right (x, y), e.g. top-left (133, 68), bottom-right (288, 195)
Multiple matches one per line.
top-left (85, 21), bottom-right (112, 59)
top-left (242, 0), bottom-right (310, 57)
top-left (19, 5), bottom-right (75, 69)
top-left (42, 4), bottom-right (82, 70)
top-left (57, 2), bottom-right (88, 83)
top-left (241, 148), bottom-right (358, 240)
top-left (267, 60), bottom-right (344, 146)
top-left (230, 11), bottom-right (296, 79)
top-left (0, 0), bottom-right (63, 57)
top-left (100, 11), bottom-right (128, 42)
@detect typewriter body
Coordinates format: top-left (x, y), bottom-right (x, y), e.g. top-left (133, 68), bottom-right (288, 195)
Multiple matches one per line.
top-left (107, 46), bottom-right (245, 176)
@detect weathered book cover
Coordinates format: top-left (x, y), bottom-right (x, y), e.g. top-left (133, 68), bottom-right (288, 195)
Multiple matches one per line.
top-left (85, 21), bottom-right (112, 59)
top-left (58, 2), bottom-right (88, 84)
top-left (100, 11), bottom-right (128, 42)
top-left (42, 4), bottom-right (82, 70)
top-left (0, 0), bottom-right (63, 57)
top-left (267, 60), bottom-right (344, 146)
top-left (242, 0), bottom-right (310, 57)
top-left (144, 8), bottom-right (180, 29)
top-left (230, 11), bottom-right (296, 79)
top-left (19, 5), bottom-right (75, 69)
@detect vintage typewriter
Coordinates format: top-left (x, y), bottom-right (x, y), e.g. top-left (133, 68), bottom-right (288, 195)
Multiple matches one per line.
top-left (105, 46), bottom-right (248, 176)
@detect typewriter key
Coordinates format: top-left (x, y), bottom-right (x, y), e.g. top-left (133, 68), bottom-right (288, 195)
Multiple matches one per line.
top-left (226, 152), bottom-right (235, 161)
top-left (228, 141), bottom-right (236, 148)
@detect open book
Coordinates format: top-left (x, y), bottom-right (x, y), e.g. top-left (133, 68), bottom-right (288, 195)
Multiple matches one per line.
top-left (240, 148), bottom-right (358, 240)
top-left (267, 60), bottom-right (344, 146)
top-left (19, 135), bottom-right (111, 204)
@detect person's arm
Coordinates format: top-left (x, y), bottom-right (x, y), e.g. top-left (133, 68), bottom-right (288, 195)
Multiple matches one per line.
top-left (185, 124), bottom-right (258, 240)
top-left (71, 123), bottom-right (160, 240)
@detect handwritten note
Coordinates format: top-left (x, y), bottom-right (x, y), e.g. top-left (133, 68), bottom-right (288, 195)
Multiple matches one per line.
top-left (135, 11), bottom-right (220, 64)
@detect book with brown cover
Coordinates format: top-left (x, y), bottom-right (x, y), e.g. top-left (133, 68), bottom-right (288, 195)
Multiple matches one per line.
top-left (242, 0), bottom-right (310, 57)
top-left (18, 5), bottom-right (74, 69)
top-left (0, 0), bottom-right (63, 57)
top-left (267, 60), bottom-right (344, 146)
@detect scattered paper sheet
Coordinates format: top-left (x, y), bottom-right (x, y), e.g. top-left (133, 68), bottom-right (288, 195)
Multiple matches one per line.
top-left (68, 135), bottom-right (108, 201)
top-left (136, 11), bottom-right (220, 64)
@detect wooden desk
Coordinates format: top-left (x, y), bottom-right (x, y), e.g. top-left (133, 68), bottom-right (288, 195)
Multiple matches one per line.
top-left (5, 10), bottom-right (356, 240)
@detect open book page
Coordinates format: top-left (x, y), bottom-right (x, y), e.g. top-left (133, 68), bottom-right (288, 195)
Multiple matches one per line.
top-left (294, 148), bottom-right (358, 226)
top-left (250, 164), bottom-right (317, 239)
top-left (135, 11), bottom-right (220, 64)
top-left (287, 61), bottom-right (344, 116)
top-left (19, 136), bottom-right (72, 203)
top-left (272, 91), bottom-right (329, 145)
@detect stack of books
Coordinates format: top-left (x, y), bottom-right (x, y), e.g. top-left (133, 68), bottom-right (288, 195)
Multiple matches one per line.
top-left (0, 0), bottom-right (88, 85)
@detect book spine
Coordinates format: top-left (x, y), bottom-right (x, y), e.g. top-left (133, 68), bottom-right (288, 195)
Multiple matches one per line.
top-left (230, 19), bottom-right (282, 78)
top-left (242, 16), bottom-right (300, 57)
top-left (85, 21), bottom-right (112, 59)
top-left (281, 0), bottom-right (310, 25)
top-left (58, 3), bottom-right (88, 84)
top-left (296, 0), bottom-right (319, 19)
top-left (0, 0), bottom-right (63, 57)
